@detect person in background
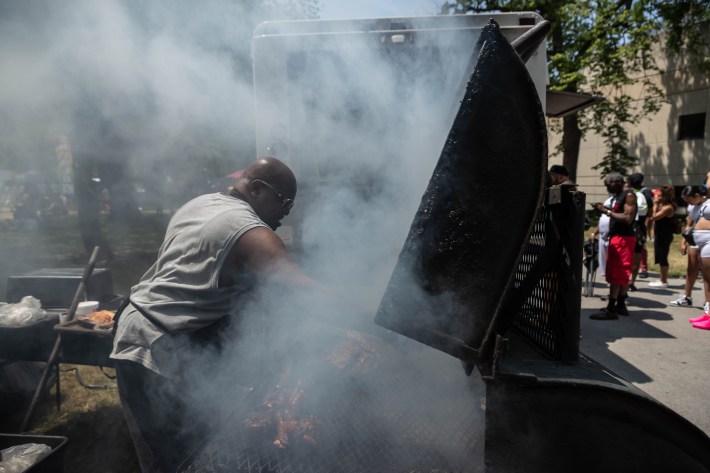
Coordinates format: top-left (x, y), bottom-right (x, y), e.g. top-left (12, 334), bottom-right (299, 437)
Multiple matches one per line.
top-left (590, 172), bottom-right (637, 320)
top-left (689, 190), bottom-right (710, 329)
top-left (591, 193), bottom-right (615, 279)
top-left (638, 181), bottom-right (655, 278)
top-left (626, 173), bottom-right (648, 291)
top-left (549, 164), bottom-right (575, 186)
top-left (647, 188), bottom-right (662, 242)
top-left (647, 185), bottom-right (677, 288)
top-left (671, 185), bottom-right (707, 307)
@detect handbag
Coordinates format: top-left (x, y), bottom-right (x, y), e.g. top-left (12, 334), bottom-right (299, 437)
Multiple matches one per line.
top-left (682, 220), bottom-right (696, 246)
top-left (682, 228), bottom-right (695, 246)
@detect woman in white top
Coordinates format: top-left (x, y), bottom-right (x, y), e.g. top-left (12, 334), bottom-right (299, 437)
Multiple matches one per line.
top-left (670, 186), bottom-right (707, 308)
top-left (689, 191), bottom-right (710, 329)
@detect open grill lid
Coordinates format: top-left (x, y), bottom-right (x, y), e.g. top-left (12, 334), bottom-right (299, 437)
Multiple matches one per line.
top-left (374, 20), bottom-right (548, 364)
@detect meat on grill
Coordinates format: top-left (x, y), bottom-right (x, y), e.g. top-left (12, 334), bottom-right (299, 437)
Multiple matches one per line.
top-left (243, 375), bottom-right (318, 448)
top-left (241, 329), bottom-right (380, 449)
top-left (327, 330), bottom-right (379, 374)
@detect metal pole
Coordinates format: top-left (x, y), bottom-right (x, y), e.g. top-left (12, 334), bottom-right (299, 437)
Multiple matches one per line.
top-left (20, 246), bottom-right (101, 432)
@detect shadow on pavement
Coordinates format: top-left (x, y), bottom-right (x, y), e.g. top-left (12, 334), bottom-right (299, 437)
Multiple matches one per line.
top-left (580, 307), bottom-right (677, 384)
top-left (625, 298), bottom-right (667, 309)
top-left (639, 288), bottom-right (675, 296)
top-left (627, 309), bottom-right (674, 321)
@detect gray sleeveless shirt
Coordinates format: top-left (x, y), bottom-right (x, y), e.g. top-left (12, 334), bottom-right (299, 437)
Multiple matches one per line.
top-left (110, 193), bottom-right (268, 378)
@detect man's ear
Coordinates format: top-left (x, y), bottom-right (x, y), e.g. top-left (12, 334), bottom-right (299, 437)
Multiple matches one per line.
top-left (247, 181), bottom-right (259, 197)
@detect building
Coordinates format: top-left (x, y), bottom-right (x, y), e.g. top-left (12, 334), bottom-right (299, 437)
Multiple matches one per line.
top-left (549, 26), bottom-right (709, 203)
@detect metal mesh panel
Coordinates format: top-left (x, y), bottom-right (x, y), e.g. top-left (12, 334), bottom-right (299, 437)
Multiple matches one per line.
top-left (179, 345), bottom-right (485, 473)
top-left (507, 189), bottom-right (584, 361)
top-left (511, 207), bottom-right (566, 358)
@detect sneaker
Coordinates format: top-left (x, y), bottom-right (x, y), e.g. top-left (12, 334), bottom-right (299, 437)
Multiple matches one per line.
top-left (670, 295), bottom-right (693, 306)
top-left (638, 272), bottom-right (649, 279)
top-left (689, 313), bottom-right (710, 323)
top-left (648, 281), bottom-right (669, 288)
top-left (691, 318), bottom-right (710, 330)
top-left (616, 304), bottom-right (630, 316)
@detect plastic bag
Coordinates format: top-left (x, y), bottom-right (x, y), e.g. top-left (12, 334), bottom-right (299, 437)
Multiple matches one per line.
top-left (0, 296), bottom-right (46, 327)
top-left (0, 443), bottom-right (52, 472)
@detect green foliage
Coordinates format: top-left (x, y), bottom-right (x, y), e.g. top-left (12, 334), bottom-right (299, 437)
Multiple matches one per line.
top-left (440, 0), bottom-right (709, 178)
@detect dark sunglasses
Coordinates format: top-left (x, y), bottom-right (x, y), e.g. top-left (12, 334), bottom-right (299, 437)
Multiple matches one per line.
top-left (255, 179), bottom-right (294, 211)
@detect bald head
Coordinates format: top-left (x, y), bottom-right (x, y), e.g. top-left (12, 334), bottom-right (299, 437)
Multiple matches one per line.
top-left (240, 157), bottom-right (297, 197)
top-left (234, 157), bottom-right (297, 230)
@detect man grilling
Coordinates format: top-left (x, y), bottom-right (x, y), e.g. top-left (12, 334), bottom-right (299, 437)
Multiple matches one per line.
top-left (110, 157), bottom-right (355, 473)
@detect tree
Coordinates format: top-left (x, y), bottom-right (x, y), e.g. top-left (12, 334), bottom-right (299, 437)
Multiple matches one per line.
top-left (440, 0), bottom-right (710, 179)
top-left (0, 0), bottom-right (320, 260)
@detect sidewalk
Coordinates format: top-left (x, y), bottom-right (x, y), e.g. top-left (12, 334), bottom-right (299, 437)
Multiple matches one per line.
top-left (580, 272), bottom-right (710, 436)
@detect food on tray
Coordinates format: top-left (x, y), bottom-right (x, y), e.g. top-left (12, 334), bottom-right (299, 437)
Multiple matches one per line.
top-left (76, 309), bottom-right (115, 327)
top-left (87, 310), bottom-right (115, 324)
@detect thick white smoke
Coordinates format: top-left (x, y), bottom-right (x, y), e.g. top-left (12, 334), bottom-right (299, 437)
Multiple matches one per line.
top-left (0, 1), bottom-right (327, 187)
top-left (1, 1), bottom-right (489, 470)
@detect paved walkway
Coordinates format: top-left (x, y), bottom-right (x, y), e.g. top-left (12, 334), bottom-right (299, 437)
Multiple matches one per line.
top-left (580, 272), bottom-right (710, 436)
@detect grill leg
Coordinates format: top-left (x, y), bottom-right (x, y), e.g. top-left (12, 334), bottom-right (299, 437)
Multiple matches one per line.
top-left (55, 362), bottom-right (61, 411)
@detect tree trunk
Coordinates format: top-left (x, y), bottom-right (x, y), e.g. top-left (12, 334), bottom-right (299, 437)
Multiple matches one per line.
top-left (73, 153), bottom-right (114, 261)
top-left (562, 113), bottom-right (582, 182)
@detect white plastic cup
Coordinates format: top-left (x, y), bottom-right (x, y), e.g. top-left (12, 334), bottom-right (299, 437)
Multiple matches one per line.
top-left (59, 312), bottom-right (70, 324)
top-left (76, 301), bottom-right (99, 317)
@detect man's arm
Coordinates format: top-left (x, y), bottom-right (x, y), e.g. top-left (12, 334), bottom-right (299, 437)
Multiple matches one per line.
top-left (229, 226), bottom-right (315, 288)
top-left (605, 192), bottom-right (636, 225)
top-left (227, 227), bottom-right (373, 329)
top-left (621, 192), bottom-right (637, 224)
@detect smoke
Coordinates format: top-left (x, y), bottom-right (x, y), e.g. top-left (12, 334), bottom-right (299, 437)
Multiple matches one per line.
top-left (281, 22), bottom-right (477, 297)
top-left (180, 281), bottom-right (486, 471)
top-left (1, 1), bottom-right (490, 470)
top-left (175, 12), bottom-right (492, 462)
top-left (0, 0), bottom-right (307, 183)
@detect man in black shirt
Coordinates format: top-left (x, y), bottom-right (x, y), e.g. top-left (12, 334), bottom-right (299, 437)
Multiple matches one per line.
top-left (591, 172), bottom-right (638, 319)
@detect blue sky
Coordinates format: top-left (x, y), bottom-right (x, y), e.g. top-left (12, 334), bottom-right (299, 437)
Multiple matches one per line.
top-left (318, 0), bottom-right (442, 19)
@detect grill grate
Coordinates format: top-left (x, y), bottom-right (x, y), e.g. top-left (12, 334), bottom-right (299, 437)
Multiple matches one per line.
top-left (180, 345), bottom-right (485, 473)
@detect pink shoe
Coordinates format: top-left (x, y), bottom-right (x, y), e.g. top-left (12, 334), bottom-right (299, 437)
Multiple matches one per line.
top-left (688, 313), bottom-right (710, 323)
top-left (691, 318), bottom-right (710, 330)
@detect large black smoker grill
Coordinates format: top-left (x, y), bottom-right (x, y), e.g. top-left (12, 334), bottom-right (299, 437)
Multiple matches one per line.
top-left (180, 19), bottom-right (710, 473)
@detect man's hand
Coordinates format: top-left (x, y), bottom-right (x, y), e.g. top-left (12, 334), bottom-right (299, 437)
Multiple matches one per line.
top-left (593, 202), bottom-right (607, 214)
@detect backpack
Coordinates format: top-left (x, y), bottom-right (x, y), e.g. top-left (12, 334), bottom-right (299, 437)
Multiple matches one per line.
top-left (641, 187), bottom-right (654, 213)
top-left (634, 190), bottom-right (648, 218)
